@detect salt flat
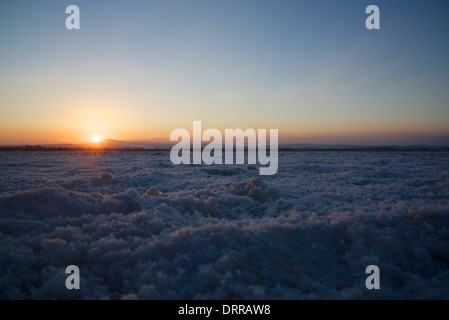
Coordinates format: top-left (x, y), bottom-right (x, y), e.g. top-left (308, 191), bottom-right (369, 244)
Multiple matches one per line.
top-left (0, 151), bottom-right (448, 299)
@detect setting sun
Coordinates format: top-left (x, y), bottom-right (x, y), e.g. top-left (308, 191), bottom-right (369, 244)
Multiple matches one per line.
top-left (92, 136), bottom-right (101, 143)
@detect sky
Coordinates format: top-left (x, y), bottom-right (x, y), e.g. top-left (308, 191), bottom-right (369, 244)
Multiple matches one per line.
top-left (1, 0), bottom-right (449, 145)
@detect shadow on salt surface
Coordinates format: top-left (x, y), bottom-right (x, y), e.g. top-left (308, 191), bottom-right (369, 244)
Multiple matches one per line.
top-left (0, 187), bottom-right (142, 219)
top-left (201, 167), bottom-right (245, 176)
top-left (61, 172), bottom-right (116, 193)
top-left (230, 177), bottom-right (282, 201)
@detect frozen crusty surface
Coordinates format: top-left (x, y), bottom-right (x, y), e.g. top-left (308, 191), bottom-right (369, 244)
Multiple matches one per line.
top-left (0, 151), bottom-right (448, 299)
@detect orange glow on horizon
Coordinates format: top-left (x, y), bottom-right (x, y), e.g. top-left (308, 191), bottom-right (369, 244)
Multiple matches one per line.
top-left (1, 116), bottom-right (448, 146)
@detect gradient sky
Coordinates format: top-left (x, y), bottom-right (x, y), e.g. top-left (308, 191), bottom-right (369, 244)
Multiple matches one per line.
top-left (1, 0), bottom-right (449, 145)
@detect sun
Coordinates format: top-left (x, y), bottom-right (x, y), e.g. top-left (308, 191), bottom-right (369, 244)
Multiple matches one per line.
top-left (92, 136), bottom-right (101, 143)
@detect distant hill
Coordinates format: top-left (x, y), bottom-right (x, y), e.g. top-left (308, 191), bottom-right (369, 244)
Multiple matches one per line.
top-left (97, 139), bottom-right (135, 148)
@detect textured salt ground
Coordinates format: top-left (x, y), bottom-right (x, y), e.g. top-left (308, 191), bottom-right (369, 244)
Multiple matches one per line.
top-left (0, 151), bottom-right (448, 299)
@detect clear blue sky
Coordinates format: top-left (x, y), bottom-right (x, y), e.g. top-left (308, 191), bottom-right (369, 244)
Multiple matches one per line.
top-left (1, 0), bottom-right (449, 145)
